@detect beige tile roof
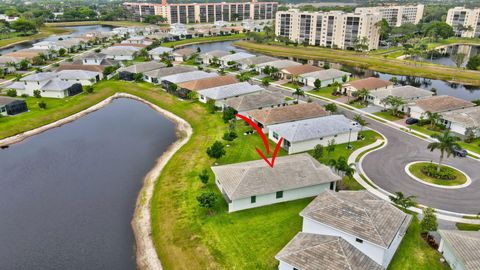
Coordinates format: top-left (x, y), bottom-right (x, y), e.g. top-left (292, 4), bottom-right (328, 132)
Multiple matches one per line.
top-left (344, 77), bottom-right (392, 90)
top-left (225, 91), bottom-right (286, 112)
top-left (439, 230), bottom-right (480, 270)
top-left (211, 153), bottom-right (341, 200)
top-left (441, 106), bottom-right (480, 128)
top-left (56, 64), bottom-right (105, 73)
top-left (412, 95), bottom-right (475, 113)
top-left (173, 48), bottom-right (196, 56)
top-left (245, 103), bottom-right (329, 126)
top-left (177, 75), bottom-right (238, 91)
top-left (4, 51), bottom-right (39, 60)
top-left (112, 43), bottom-right (146, 48)
top-left (276, 233), bottom-right (384, 270)
top-left (281, 64), bottom-right (323, 75)
top-left (301, 190), bottom-right (412, 248)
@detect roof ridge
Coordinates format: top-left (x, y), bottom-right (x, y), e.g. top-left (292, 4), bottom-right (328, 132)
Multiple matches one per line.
top-left (278, 235), bottom-right (339, 258)
top-left (337, 238), bottom-right (354, 270)
top-left (229, 166), bottom-right (252, 198)
top-left (361, 203), bottom-right (388, 247)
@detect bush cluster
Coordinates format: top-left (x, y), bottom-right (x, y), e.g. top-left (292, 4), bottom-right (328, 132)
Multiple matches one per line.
top-left (421, 164), bottom-right (456, 180)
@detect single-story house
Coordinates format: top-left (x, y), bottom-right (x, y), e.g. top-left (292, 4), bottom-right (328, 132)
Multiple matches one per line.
top-left (117, 62), bottom-right (166, 81)
top-left (236, 55), bottom-right (278, 70)
top-left (244, 102), bottom-right (330, 132)
top-left (0, 56), bottom-right (24, 73)
top-left (4, 51), bottom-right (38, 61)
top-left (268, 114), bottom-right (360, 154)
top-left (224, 91), bottom-right (287, 115)
top-left (197, 82), bottom-right (264, 106)
top-left (143, 66), bottom-right (196, 84)
top-left (101, 46), bottom-right (140, 60)
top-left (301, 190), bottom-right (412, 268)
top-left (56, 70), bottom-right (101, 85)
top-left (341, 77), bottom-right (393, 97)
top-left (211, 153), bottom-right (341, 212)
top-left (218, 52), bottom-right (256, 67)
top-left (148, 46), bottom-right (174, 60)
top-left (7, 72), bottom-right (82, 98)
top-left (177, 75), bottom-right (238, 93)
top-left (275, 232), bottom-right (383, 270)
top-left (112, 43), bottom-right (147, 49)
top-left (280, 64), bottom-right (323, 81)
top-left (56, 64), bottom-right (106, 75)
top-left (408, 95), bottom-right (475, 119)
top-left (81, 52), bottom-right (119, 66)
top-left (438, 230), bottom-right (480, 270)
top-left (255, 60), bottom-right (302, 74)
top-left (0, 96), bottom-right (28, 116)
top-left (367, 85), bottom-right (433, 112)
top-left (198, 50), bottom-right (230, 65)
top-left (122, 36), bottom-right (153, 46)
top-left (299, 69), bottom-right (351, 88)
top-left (172, 48), bottom-right (197, 62)
top-left (440, 106), bottom-right (480, 138)
top-left (159, 71), bottom-right (218, 95)
top-left (170, 23), bottom-right (187, 36)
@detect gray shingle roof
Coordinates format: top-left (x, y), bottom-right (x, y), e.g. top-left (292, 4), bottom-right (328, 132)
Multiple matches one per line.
top-left (56, 70), bottom-right (100, 80)
top-left (269, 115), bottom-right (360, 143)
top-left (117, 61), bottom-right (166, 73)
top-left (200, 50), bottom-right (229, 59)
top-left (439, 230), bottom-right (480, 270)
top-left (41, 78), bottom-right (76, 91)
top-left (219, 52), bottom-right (256, 62)
top-left (0, 96), bottom-right (24, 106)
top-left (301, 190), bottom-right (412, 248)
top-left (257, 59), bottom-right (302, 69)
top-left (148, 46), bottom-right (173, 55)
top-left (143, 66), bottom-right (197, 79)
top-left (224, 91), bottom-right (286, 112)
top-left (160, 70), bottom-right (217, 84)
top-left (211, 153), bottom-right (341, 200)
top-left (369, 86), bottom-right (433, 101)
top-left (20, 72), bottom-right (56, 82)
top-left (301, 68), bottom-right (351, 81)
top-left (197, 82), bottom-right (263, 100)
top-left (236, 55), bottom-right (278, 66)
top-left (441, 106), bottom-right (480, 128)
top-left (276, 233), bottom-right (384, 270)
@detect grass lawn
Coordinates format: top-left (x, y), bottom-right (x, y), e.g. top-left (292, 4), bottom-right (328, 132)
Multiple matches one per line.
top-left (163, 33), bottom-right (245, 48)
top-left (373, 111), bottom-right (404, 121)
top-left (45, 20), bottom-right (149, 27)
top-left (0, 26), bottom-right (72, 48)
top-left (234, 41), bottom-right (480, 86)
top-left (282, 82), bottom-right (304, 89)
top-left (408, 162), bottom-right (467, 186)
top-left (347, 100), bottom-right (367, 109)
top-left (388, 216), bottom-right (449, 270)
top-left (308, 85), bottom-right (338, 99)
top-left (456, 223), bottom-right (480, 231)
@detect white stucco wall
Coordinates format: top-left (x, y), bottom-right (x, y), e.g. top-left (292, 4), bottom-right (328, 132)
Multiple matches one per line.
top-left (108, 54), bottom-right (134, 61)
top-left (439, 239), bottom-right (467, 270)
top-left (278, 260), bottom-right (295, 270)
top-left (17, 88), bottom-right (67, 98)
top-left (300, 75), bottom-right (349, 88)
top-left (268, 130), bottom-right (358, 154)
top-left (302, 217), bottom-right (387, 267)
top-left (408, 105), bottom-right (426, 119)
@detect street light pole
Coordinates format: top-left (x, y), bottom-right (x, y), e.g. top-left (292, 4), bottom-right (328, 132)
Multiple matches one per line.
top-left (347, 128), bottom-right (352, 150)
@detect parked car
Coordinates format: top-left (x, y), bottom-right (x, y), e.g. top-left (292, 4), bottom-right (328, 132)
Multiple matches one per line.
top-left (453, 146), bottom-right (468, 157)
top-left (405, 118), bottom-right (418, 125)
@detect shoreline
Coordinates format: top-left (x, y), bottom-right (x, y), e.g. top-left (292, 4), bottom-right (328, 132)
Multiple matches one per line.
top-left (0, 92), bottom-right (193, 270)
top-left (0, 27), bottom-right (73, 50)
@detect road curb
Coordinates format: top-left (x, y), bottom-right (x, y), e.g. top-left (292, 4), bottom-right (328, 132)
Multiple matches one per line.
top-left (404, 161), bottom-right (472, 189)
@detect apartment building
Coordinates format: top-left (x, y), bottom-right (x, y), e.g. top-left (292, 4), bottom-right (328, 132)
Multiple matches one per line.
top-left (446, 7), bottom-right (480, 38)
top-left (355, 4), bottom-right (424, 27)
top-left (275, 10), bottom-right (382, 50)
top-left (123, 0), bottom-right (278, 24)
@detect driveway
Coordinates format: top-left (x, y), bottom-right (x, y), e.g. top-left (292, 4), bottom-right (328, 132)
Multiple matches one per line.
top-left (263, 82), bottom-right (480, 214)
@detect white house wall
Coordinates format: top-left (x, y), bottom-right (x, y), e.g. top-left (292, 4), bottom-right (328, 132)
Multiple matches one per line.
top-left (439, 239), bottom-right (467, 270)
top-left (278, 261), bottom-right (296, 270)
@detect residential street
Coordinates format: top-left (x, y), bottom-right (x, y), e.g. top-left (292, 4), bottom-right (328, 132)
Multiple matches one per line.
top-left (264, 82), bottom-right (480, 214)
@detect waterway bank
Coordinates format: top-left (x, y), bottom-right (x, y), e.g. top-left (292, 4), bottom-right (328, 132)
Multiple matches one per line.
top-left (0, 26), bottom-right (72, 49)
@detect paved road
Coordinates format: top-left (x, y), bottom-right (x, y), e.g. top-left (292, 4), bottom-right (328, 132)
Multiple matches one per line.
top-left (262, 82), bottom-right (480, 214)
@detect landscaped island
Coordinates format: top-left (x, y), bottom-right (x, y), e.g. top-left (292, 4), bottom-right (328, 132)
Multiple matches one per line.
top-left (408, 162), bottom-right (468, 187)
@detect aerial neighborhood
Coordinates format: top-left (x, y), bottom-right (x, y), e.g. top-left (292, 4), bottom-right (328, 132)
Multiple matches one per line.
top-left (0, 0), bottom-right (479, 269)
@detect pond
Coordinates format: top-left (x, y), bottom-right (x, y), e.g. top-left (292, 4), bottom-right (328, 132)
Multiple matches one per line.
top-left (414, 44), bottom-right (480, 68)
top-left (0, 25), bottom-right (114, 55)
top-left (197, 40), bottom-right (480, 101)
top-left (0, 98), bottom-right (177, 270)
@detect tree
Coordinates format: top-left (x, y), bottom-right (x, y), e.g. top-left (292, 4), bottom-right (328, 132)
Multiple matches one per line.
top-left (326, 139), bottom-right (335, 156)
top-left (313, 79), bottom-right (321, 90)
top-left (466, 55), bottom-right (480, 71)
top-left (454, 53), bottom-right (466, 68)
top-left (222, 107), bottom-right (236, 123)
top-left (33, 90), bottom-right (41, 98)
top-left (354, 88), bottom-right (370, 105)
top-left (32, 55), bottom-right (45, 66)
top-left (389, 76), bottom-right (399, 85)
top-left (198, 169), bottom-right (209, 185)
top-left (464, 127), bottom-right (478, 143)
top-left (84, 85), bottom-right (94, 94)
top-left (420, 207), bottom-right (438, 233)
top-left (375, 19), bottom-right (391, 40)
top-left (19, 59), bottom-right (30, 70)
top-left (381, 95), bottom-right (406, 116)
top-left (206, 100), bottom-right (216, 114)
top-left (196, 192), bottom-right (217, 215)
top-left (422, 21), bottom-right (454, 40)
top-left (313, 144), bottom-right (324, 159)
top-left (389, 192), bottom-right (417, 210)
top-left (10, 18), bottom-right (37, 34)
top-left (328, 156), bottom-right (355, 179)
top-left (342, 74), bottom-right (348, 83)
top-left (222, 131), bottom-right (238, 141)
top-left (324, 103), bottom-right (337, 113)
top-left (103, 66), bottom-right (117, 76)
top-left (425, 111), bottom-right (440, 129)
top-left (38, 101), bottom-right (47, 109)
top-left (261, 77), bottom-right (271, 87)
top-left (427, 131), bottom-right (461, 173)
top-left (6, 89), bottom-right (17, 97)
top-left (132, 73), bottom-right (144, 82)
top-left (206, 141), bottom-right (226, 159)
top-left (353, 115), bottom-right (368, 134)
top-left (292, 87), bottom-right (304, 102)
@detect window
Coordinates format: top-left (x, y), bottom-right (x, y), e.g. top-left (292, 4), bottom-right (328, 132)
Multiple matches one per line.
top-left (356, 238), bottom-right (363, 243)
top-left (276, 191), bottom-right (283, 199)
top-left (251, 196), bottom-right (256, 203)
top-left (272, 132), bottom-right (279, 140)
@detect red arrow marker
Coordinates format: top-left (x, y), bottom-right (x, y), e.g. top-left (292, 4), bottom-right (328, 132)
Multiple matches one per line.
top-left (236, 113), bottom-right (284, 168)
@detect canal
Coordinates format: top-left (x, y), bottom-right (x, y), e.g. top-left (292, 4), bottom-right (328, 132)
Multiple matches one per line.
top-left (0, 98), bottom-right (177, 270)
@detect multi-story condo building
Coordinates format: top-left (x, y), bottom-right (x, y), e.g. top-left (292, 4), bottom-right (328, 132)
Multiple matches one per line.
top-left (446, 7), bottom-right (480, 38)
top-left (355, 4), bottom-right (424, 27)
top-left (275, 10), bottom-right (382, 51)
top-left (123, 0), bottom-right (278, 24)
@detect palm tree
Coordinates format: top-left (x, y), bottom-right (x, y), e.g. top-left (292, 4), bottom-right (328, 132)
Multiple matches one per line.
top-left (425, 111), bottom-right (440, 129)
top-left (389, 192), bottom-right (416, 210)
top-left (328, 157), bottom-right (355, 179)
top-left (427, 131), bottom-right (461, 173)
top-left (381, 95), bottom-right (406, 117)
top-left (354, 88), bottom-right (370, 105)
top-left (292, 87), bottom-right (305, 102)
top-left (353, 115), bottom-right (368, 134)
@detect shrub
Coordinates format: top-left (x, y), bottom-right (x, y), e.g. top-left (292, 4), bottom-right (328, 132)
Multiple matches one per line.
top-left (420, 207), bottom-right (438, 233)
top-left (33, 90), bottom-right (41, 98)
top-left (198, 169), bottom-right (209, 185)
top-left (206, 141), bottom-right (226, 159)
top-left (222, 131), bottom-right (238, 141)
top-left (38, 101), bottom-right (47, 109)
top-left (313, 144), bottom-right (324, 159)
top-left (84, 85), bottom-right (94, 94)
top-left (6, 89), bottom-right (17, 97)
top-left (421, 164), bottom-right (456, 180)
top-left (196, 191), bottom-right (217, 215)
top-left (222, 107), bottom-right (236, 123)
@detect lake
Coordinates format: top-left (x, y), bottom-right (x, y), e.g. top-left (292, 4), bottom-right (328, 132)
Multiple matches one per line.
top-left (0, 98), bottom-right (177, 270)
top-left (415, 44), bottom-right (480, 68)
top-left (0, 25), bottom-right (114, 55)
